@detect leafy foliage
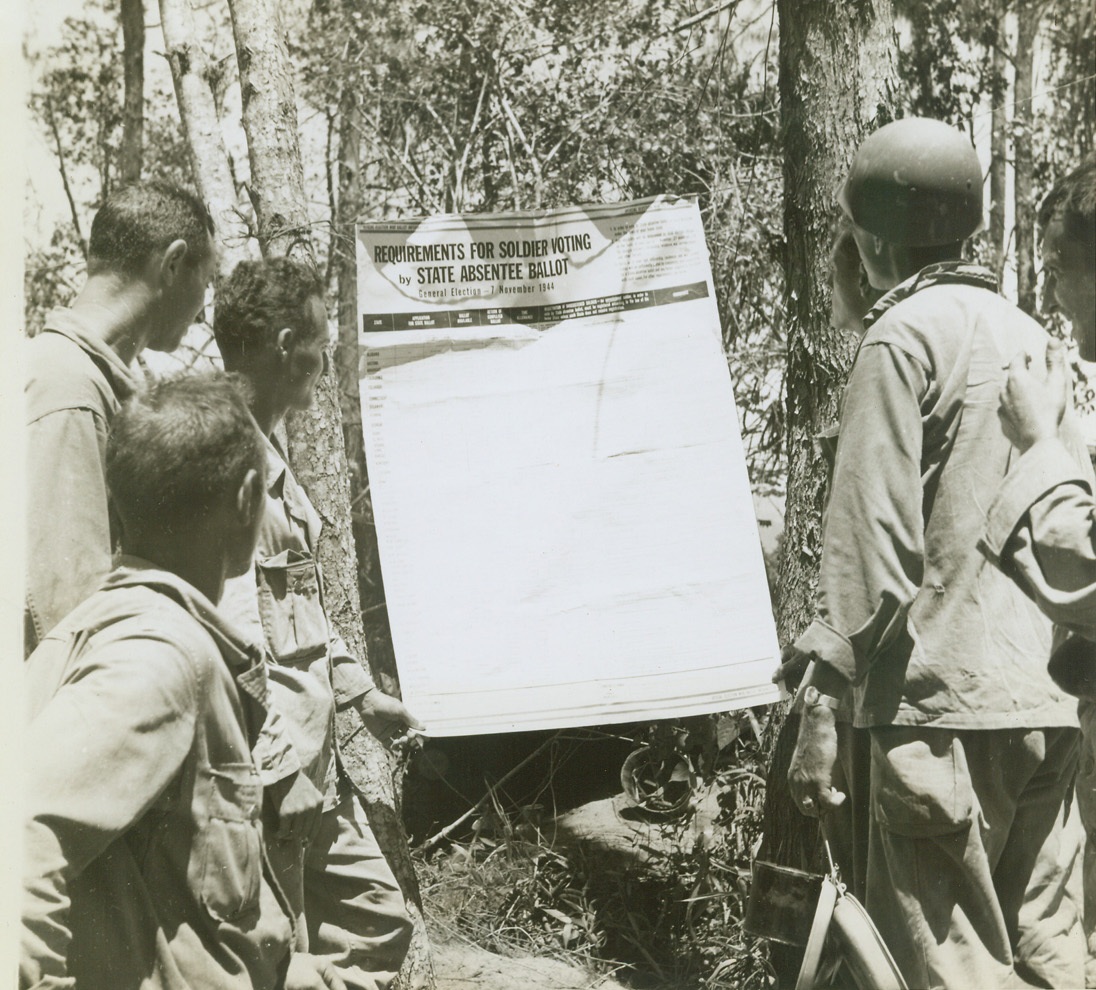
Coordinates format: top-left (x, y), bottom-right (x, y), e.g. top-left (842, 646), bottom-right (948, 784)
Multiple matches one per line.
top-left (24, 0), bottom-right (195, 335)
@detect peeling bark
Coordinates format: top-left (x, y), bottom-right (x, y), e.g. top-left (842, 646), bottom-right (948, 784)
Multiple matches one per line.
top-left (988, 3), bottom-right (1008, 280)
top-left (120, 0), bottom-right (144, 184)
top-left (159, 0), bottom-right (254, 276)
top-left (1014, 0), bottom-right (1042, 315)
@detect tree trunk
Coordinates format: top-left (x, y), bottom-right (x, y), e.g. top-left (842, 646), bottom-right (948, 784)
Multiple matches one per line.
top-left (1014, 0), bottom-right (1040, 314)
top-left (120, 0), bottom-right (144, 184)
top-left (229, 0), bottom-right (313, 261)
top-left (43, 95), bottom-right (87, 259)
top-left (159, 0), bottom-right (254, 277)
top-left (988, 4), bottom-right (1008, 280)
top-left (762, 1), bottom-right (900, 983)
top-left (334, 85), bottom-right (366, 486)
top-left (227, 0), bottom-right (433, 984)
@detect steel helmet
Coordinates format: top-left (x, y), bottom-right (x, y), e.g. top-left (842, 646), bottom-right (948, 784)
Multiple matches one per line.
top-left (838, 117), bottom-right (984, 246)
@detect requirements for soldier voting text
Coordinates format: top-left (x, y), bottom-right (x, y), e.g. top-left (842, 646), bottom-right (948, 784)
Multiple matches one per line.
top-left (356, 195), bottom-right (781, 736)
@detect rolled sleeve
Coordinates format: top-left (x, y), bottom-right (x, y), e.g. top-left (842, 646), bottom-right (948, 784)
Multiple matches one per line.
top-left (329, 634), bottom-right (375, 708)
top-left (794, 620), bottom-right (856, 684)
top-left (981, 438), bottom-right (1091, 565)
top-left (982, 439), bottom-right (1096, 637)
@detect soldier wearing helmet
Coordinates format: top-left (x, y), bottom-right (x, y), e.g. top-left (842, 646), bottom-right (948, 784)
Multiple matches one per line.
top-left (782, 117), bottom-right (1084, 988)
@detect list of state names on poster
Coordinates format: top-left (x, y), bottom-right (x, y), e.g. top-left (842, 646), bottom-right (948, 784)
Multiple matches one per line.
top-left (357, 196), bottom-right (781, 736)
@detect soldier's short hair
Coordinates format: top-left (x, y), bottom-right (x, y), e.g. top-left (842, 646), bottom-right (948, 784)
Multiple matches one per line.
top-left (107, 372), bottom-right (264, 531)
top-left (1038, 156), bottom-right (1096, 266)
top-left (213, 257), bottom-right (325, 367)
top-left (88, 182), bottom-right (215, 278)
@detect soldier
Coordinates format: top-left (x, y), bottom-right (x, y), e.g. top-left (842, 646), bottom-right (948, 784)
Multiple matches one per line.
top-left (21, 373), bottom-right (342, 990)
top-left (786, 118), bottom-right (1084, 988)
top-left (213, 257), bottom-right (421, 990)
top-left (24, 182), bottom-right (217, 655)
top-left (983, 155), bottom-right (1096, 984)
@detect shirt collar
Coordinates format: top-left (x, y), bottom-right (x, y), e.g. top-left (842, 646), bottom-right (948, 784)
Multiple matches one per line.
top-left (863, 262), bottom-right (999, 330)
top-left (41, 307), bottom-right (144, 398)
top-left (103, 556), bottom-right (264, 672)
top-left (261, 430), bottom-right (289, 497)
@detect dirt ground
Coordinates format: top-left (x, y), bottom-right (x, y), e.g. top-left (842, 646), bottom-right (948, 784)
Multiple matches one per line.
top-left (431, 940), bottom-right (633, 990)
top-left (422, 792), bottom-right (721, 989)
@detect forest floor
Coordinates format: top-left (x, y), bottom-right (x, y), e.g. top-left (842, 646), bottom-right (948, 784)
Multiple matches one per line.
top-left (425, 796), bottom-right (645, 990)
top-left (430, 939), bottom-right (632, 990)
top-left (415, 789), bottom-right (758, 990)
top-left (400, 724), bottom-right (770, 990)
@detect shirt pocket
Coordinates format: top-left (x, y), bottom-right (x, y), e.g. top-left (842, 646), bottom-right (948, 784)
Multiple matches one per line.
top-left (195, 764), bottom-right (263, 924)
top-left (870, 726), bottom-right (974, 837)
top-left (255, 550), bottom-right (329, 663)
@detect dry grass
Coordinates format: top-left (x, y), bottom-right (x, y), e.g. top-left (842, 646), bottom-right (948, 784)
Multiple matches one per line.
top-left (415, 716), bottom-right (777, 990)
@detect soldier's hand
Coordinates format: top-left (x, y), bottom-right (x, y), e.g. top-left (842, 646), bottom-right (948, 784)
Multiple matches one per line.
top-left (787, 705), bottom-right (846, 818)
top-left (773, 643), bottom-right (813, 692)
top-left (998, 338), bottom-right (1070, 453)
top-left (267, 772), bottom-right (324, 843)
top-left (286, 953), bottom-right (347, 990)
top-left (357, 688), bottom-right (426, 749)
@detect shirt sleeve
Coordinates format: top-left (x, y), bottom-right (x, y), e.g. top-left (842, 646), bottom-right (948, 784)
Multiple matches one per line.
top-left (329, 633), bottom-right (376, 708)
top-left (251, 699), bottom-right (304, 787)
top-left (21, 634), bottom-right (199, 986)
top-left (25, 408), bottom-right (114, 649)
top-left (981, 438), bottom-right (1096, 638)
top-left (794, 341), bottom-right (928, 684)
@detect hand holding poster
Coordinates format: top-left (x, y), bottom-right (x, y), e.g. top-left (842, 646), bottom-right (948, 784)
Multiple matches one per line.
top-left (357, 196), bottom-right (781, 735)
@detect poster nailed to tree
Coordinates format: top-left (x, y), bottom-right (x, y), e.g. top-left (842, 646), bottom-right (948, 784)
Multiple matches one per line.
top-left (357, 196), bottom-right (780, 736)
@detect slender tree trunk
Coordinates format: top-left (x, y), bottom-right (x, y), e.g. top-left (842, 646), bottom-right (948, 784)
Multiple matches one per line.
top-left (120, 0), bottom-right (144, 184)
top-left (229, 0), bottom-right (313, 261)
top-left (159, 0), bottom-right (254, 277)
top-left (1014, 0), bottom-right (1040, 314)
top-left (226, 0), bottom-right (433, 985)
top-left (335, 85), bottom-right (366, 484)
top-left (763, 0), bottom-right (900, 983)
top-left (988, 4), bottom-right (1009, 280)
top-left (44, 96), bottom-right (87, 259)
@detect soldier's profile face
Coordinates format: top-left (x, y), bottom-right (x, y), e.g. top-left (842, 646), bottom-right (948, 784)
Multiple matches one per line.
top-left (283, 294), bottom-right (329, 411)
top-left (1040, 218), bottom-right (1096, 350)
top-left (149, 233), bottom-right (218, 353)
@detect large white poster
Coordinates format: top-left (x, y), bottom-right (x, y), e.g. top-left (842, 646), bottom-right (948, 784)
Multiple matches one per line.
top-left (357, 196), bottom-right (781, 736)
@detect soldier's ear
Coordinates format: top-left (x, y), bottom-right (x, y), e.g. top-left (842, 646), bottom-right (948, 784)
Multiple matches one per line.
top-left (159, 239), bottom-right (189, 287)
top-left (274, 326), bottom-right (294, 359)
top-left (236, 468), bottom-right (264, 526)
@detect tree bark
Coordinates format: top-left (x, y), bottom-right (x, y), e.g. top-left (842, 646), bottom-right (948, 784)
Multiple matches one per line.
top-left (1014, 0), bottom-right (1040, 315)
top-left (762, 0), bottom-right (900, 983)
top-left (229, 0), bottom-right (314, 261)
top-left (334, 85), bottom-right (366, 483)
top-left (227, 0), bottom-right (433, 984)
top-left (159, 0), bottom-right (254, 277)
top-left (120, 0), bottom-right (144, 184)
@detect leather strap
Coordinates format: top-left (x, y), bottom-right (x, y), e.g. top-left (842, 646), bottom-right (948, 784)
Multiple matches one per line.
top-left (795, 874), bottom-right (839, 990)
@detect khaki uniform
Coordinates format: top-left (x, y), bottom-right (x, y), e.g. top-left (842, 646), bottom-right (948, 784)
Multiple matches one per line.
top-left (220, 435), bottom-right (412, 990)
top-left (21, 559), bottom-right (293, 990)
top-left (24, 310), bottom-right (141, 653)
top-left (795, 264), bottom-right (1084, 989)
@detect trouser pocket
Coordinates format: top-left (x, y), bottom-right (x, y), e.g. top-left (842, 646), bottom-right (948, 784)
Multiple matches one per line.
top-left (870, 726), bottom-right (974, 837)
